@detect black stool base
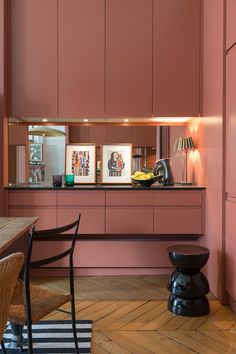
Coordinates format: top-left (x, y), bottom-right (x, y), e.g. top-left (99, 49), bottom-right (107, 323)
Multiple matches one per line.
top-left (168, 294), bottom-right (210, 317)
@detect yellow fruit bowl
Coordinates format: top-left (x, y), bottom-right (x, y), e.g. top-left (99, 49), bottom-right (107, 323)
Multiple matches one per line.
top-left (131, 175), bottom-right (160, 187)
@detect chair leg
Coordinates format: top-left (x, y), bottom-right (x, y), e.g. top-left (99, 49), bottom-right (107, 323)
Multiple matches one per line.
top-left (1, 340), bottom-right (7, 354)
top-left (71, 296), bottom-right (79, 354)
top-left (26, 321), bottom-right (33, 354)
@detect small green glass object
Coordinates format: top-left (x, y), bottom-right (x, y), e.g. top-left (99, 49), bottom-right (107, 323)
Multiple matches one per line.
top-left (65, 174), bottom-right (75, 186)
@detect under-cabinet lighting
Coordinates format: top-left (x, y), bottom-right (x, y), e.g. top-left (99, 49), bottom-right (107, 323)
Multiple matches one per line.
top-left (151, 117), bottom-right (192, 123)
top-left (83, 119), bottom-right (89, 122)
top-left (123, 119), bottom-right (129, 122)
top-left (42, 118), bottom-right (48, 122)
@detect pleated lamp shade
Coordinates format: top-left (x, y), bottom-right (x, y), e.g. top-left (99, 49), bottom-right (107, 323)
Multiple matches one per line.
top-left (174, 136), bottom-right (195, 152)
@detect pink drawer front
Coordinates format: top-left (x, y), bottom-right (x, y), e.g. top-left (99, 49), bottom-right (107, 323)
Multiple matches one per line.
top-left (106, 191), bottom-right (153, 206)
top-left (106, 206), bottom-right (153, 234)
top-left (154, 207), bottom-right (203, 234)
top-left (57, 206), bottom-right (105, 234)
top-left (8, 191), bottom-right (57, 206)
top-left (8, 207), bottom-right (57, 230)
top-left (57, 190), bottom-right (105, 206)
top-left (154, 190), bottom-right (203, 206)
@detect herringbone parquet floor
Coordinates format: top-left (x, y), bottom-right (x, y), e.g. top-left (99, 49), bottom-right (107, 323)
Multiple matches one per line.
top-left (33, 275), bottom-right (236, 354)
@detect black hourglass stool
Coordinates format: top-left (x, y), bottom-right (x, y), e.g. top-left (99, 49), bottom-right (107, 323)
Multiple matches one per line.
top-left (167, 245), bottom-right (210, 317)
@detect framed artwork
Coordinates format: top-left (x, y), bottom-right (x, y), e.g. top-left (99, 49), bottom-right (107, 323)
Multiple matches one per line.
top-left (101, 144), bottom-right (132, 184)
top-left (65, 144), bottom-right (96, 184)
top-left (29, 143), bottom-right (43, 162)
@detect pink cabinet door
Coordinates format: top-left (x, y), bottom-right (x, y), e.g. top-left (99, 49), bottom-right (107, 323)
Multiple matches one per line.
top-left (132, 127), bottom-right (157, 148)
top-left (57, 207), bottom-right (105, 234)
top-left (106, 127), bottom-right (133, 144)
top-left (11, 0), bottom-right (57, 117)
top-left (69, 127), bottom-right (90, 144)
top-left (153, 0), bottom-right (200, 116)
top-left (106, 0), bottom-right (152, 116)
top-left (226, 0), bottom-right (236, 50)
top-left (8, 208), bottom-right (57, 231)
top-left (59, 0), bottom-right (105, 117)
top-left (106, 206), bottom-right (153, 234)
top-left (154, 207), bottom-right (203, 234)
top-left (225, 201), bottom-right (236, 300)
top-left (226, 48), bottom-right (236, 195)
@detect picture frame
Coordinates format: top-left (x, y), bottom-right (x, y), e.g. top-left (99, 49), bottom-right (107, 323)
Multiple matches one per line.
top-left (29, 143), bottom-right (43, 162)
top-left (101, 144), bottom-right (132, 184)
top-left (65, 144), bottom-right (96, 184)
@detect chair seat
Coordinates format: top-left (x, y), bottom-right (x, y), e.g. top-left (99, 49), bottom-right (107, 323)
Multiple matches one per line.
top-left (9, 281), bottom-right (71, 325)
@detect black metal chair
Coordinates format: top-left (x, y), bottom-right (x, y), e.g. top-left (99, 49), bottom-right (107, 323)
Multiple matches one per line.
top-left (8, 214), bottom-right (81, 354)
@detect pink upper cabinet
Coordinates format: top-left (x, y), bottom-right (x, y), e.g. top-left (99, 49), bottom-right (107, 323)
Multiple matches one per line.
top-left (226, 0), bottom-right (236, 50)
top-left (106, 0), bottom-right (153, 117)
top-left (58, 0), bottom-right (105, 117)
top-left (226, 47), bottom-right (236, 195)
top-left (153, 0), bottom-right (200, 117)
top-left (11, 0), bottom-right (58, 117)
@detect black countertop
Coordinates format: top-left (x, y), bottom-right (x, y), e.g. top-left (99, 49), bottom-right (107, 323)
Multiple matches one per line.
top-left (6, 183), bottom-right (206, 190)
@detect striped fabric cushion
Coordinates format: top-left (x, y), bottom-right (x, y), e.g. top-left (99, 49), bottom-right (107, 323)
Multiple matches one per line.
top-left (2, 320), bottom-right (92, 354)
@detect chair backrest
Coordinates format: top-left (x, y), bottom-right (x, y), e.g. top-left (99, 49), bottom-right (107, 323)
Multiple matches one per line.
top-left (26, 214), bottom-right (81, 271)
top-left (0, 252), bottom-right (24, 341)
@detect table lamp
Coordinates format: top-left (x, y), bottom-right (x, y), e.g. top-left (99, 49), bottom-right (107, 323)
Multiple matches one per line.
top-left (174, 136), bottom-right (195, 185)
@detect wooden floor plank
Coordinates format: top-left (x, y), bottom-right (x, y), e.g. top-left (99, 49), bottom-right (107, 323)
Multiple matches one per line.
top-left (198, 330), bottom-right (236, 350)
top-left (179, 300), bottom-right (222, 330)
top-left (95, 301), bottom-right (147, 329)
top-left (179, 330), bottom-right (236, 353)
top-left (136, 330), bottom-right (197, 354)
top-left (160, 330), bottom-right (220, 354)
top-left (100, 300), bottom-right (160, 331)
top-left (102, 331), bottom-right (155, 354)
top-left (198, 305), bottom-right (236, 331)
top-left (93, 331), bottom-right (133, 354)
top-left (121, 301), bottom-right (166, 331)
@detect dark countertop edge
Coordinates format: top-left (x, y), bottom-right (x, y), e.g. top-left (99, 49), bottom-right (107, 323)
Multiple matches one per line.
top-left (5, 184), bottom-right (206, 190)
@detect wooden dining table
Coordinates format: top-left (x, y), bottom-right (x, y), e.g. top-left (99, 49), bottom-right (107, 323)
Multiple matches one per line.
top-left (0, 216), bottom-right (38, 255)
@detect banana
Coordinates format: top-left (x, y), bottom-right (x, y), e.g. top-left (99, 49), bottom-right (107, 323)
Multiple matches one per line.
top-left (131, 171), bottom-right (156, 181)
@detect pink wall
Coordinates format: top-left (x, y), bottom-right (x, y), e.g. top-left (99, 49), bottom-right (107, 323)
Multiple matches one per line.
top-left (0, 0), bottom-right (5, 216)
top-left (185, 0), bottom-right (224, 301)
top-left (0, 1), bottom-right (10, 216)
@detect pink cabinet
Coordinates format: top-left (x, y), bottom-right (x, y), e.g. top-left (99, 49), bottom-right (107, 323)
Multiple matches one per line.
top-left (58, 0), bottom-right (105, 117)
top-left (154, 190), bottom-right (204, 234)
top-left (11, 0), bottom-right (58, 117)
top-left (106, 127), bottom-right (133, 144)
top-left (225, 200), bottom-right (236, 300)
top-left (106, 0), bottom-right (153, 116)
top-left (106, 191), bottom-right (154, 234)
top-left (226, 48), bottom-right (236, 195)
top-left (68, 126), bottom-right (156, 146)
top-left (153, 0), bottom-right (200, 116)
top-left (226, 0), bottom-right (236, 50)
top-left (8, 191), bottom-right (57, 230)
top-left (57, 191), bottom-right (105, 234)
top-left (133, 127), bottom-right (156, 148)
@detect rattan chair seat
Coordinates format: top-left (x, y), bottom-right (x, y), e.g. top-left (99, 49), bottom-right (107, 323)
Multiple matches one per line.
top-left (9, 280), bottom-right (71, 325)
top-left (0, 253), bottom-right (24, 353)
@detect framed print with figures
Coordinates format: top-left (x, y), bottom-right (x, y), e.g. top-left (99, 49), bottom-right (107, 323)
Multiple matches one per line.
top-left (101, 144), bottom-right (132, 184)
top-left (66, 144), bottom-right (96, 184)
top-left (30, 143), bottom-right (43, 162)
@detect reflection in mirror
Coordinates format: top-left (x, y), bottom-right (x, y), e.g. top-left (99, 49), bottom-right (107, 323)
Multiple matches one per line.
top-left (28, 126), bottom-right (66, 183)
top-left (8, 124), bottom-right (186, 185)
